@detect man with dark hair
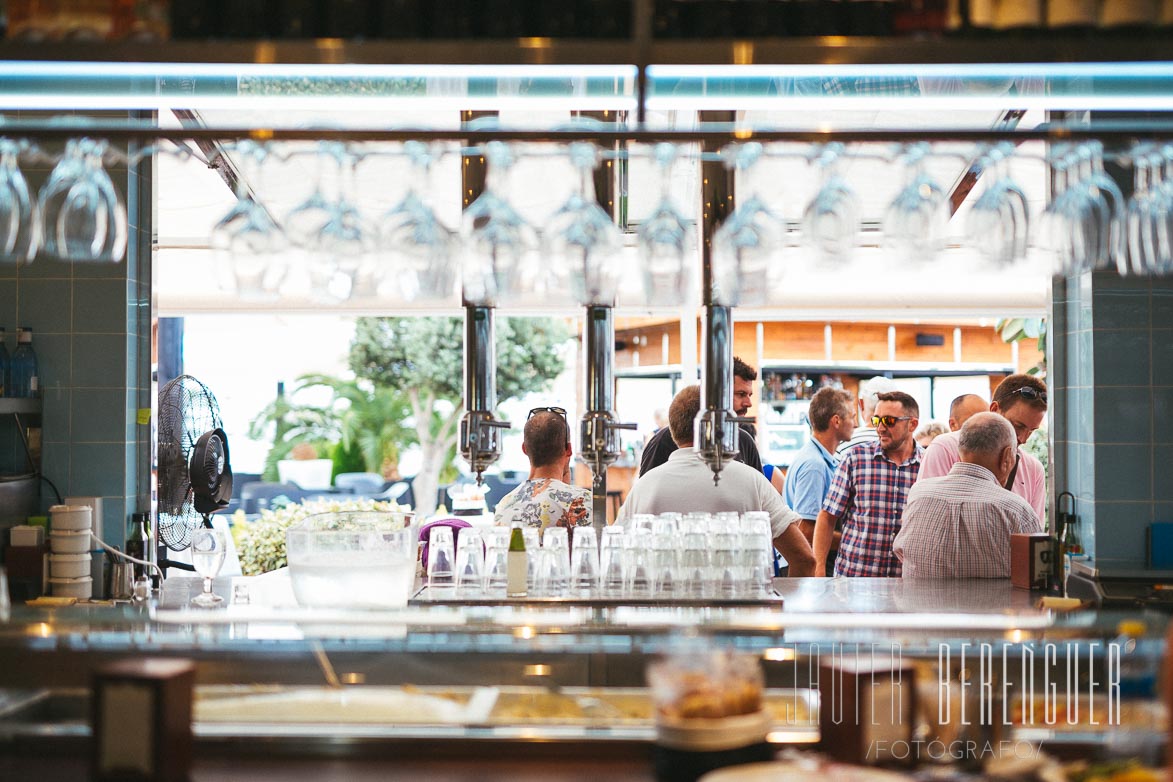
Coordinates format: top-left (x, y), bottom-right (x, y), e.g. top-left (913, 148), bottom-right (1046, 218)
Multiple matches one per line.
top-left (813, 390), bottom-right (923, 577)
top-left (837, 375), bottom-right (898, 454)
top-left (638, 356), bottom-right (763, 476)
top-left (895, 413), bottom-right (1041, 578)
top-left (618, 386), bottom-right (816, 577)
top-left (784, 387), bottom-right (855, 571)
top-left (948, 393), bottom-right (987, 432)
top-left (495, 407), bottom-right (591, 532)
top-left (918, 374), bottom-right (1047, 521)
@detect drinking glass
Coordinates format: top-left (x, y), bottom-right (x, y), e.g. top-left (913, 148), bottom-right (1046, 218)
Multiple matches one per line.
top-left (211, 141), bottom-right (288, 300)
top-left (709, 531), bottom-right (738, 599)
top-left (532, 547), bottom-right (565, 598)
top-left (626, 529), bottom-right (653, 598)
top-left (190, 527), bottom-right (227, 608)
top-left (803, 143), bottom-right (860, 265)
top-left (681, 532), bottom-right (708, 598)
top-left (742, 514), bottom-right (774, 597)
top-left (570, 526), bottom-right (599, 594)
top-left (461, 141), bottom-right (538, 306)
top-left (483, 527), bottom-right (510, 596)
top-left (427, 527), bottom-right (455, 588)
top-left (456, 530), bottom-right (485, 596)
top-left (712, 142), bottom-right (783, 306)
top-left (319, 146), bottom-right (377, 301)
top-left (652, 532), bottom-right (679, 596)
top-left (544, 141), bottom-right (624, 305)
top-left (652, 512), bottom-right (680, 537)
top-left (637, 143), bottom-right (693, 306)
top-left (1042, 146), bottom-right (1080, 275)
top-left (967, 143), bottom-right (1029, 267)
top-left (0, 139), bottom-right (39, 264)
top-left (601, 526), bottom-right (627, 596)
top-left (542, 527), bottom-right (570, 594)
top-left (380, 141), bottom-right (458, 303)
top-left (1076, 141), bottom-right (1126, 274)
top-left (284, 142), bottom-right (337, 294)
top-left (884, 142), bottom-right (948, 264)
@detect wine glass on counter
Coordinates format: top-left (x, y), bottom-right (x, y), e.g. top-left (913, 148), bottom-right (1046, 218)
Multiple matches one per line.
top-left (190, 526), bottom-right (227, 608)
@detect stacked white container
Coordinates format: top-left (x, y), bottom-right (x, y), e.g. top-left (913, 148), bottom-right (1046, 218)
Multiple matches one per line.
top-left (49, 504), bottom-right (93, 598)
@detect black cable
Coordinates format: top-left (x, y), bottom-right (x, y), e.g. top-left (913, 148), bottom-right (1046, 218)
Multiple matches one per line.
top-left (40, 474), bottom-right (64, 504)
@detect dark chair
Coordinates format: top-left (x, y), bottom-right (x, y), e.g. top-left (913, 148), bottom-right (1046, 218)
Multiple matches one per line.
top-left (240, 482), bottom-right (304, 514)
top-left (334, 472), bottom-right (387, 495)
top-left (480, 473), bottom-right (522, 512)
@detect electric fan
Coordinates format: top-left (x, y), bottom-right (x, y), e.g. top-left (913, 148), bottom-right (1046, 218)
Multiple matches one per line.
top-left (157, 375), bottom-right (234, 556)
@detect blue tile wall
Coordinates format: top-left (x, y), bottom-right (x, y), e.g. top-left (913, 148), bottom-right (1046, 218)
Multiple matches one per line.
top-left (1092, 330), bottom-right (1151, 387)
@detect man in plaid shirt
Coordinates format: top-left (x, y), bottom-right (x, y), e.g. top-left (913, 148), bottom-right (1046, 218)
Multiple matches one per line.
top-left (813, 391), bottom-right (922, 577)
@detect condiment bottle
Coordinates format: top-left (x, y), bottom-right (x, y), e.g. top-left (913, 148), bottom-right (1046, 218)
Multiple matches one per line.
top-left (507, 524), bottom-right (527, 597)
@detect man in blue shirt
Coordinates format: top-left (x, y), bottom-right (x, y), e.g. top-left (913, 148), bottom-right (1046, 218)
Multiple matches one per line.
top-left (784, 387), bottom-right (856, 574)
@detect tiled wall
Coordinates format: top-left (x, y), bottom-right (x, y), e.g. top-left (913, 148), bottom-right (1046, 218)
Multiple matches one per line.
top-left (1053, 270), bottom-right (1173, 572)
top-left (0, 141), bottom-right (151, 548)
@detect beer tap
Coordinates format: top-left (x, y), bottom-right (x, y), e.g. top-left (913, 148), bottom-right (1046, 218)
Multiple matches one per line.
top-left (693, 110), bottom-right (749, 486)
top-left (580, 305), bottom-right (636, 529)
top-left (460, 305), bottom-right (510, 485)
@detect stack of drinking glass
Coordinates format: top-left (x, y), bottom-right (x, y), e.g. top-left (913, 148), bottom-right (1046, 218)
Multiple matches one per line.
top-left (424, 512), bottom-right (777, 600)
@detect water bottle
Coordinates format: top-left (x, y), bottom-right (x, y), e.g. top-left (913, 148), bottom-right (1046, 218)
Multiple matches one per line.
top-left (10, 327), bottom-right (38, 398)
top-left (0, 327), bottom-right (9, 397)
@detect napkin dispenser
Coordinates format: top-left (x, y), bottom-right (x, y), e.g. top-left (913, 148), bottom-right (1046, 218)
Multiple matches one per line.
top-left (1011, 532), bottom-right (1053, 590)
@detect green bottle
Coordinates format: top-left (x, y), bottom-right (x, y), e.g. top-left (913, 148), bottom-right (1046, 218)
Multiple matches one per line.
top-left (507, 525), bottom-right (527, 597)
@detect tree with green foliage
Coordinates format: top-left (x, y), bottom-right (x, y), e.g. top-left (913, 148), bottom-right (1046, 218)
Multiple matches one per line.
top-left (349, 316), bottom-right (569, 516)
top-left (996, 317), bottom-right (1047, 377)
top-left (250, 374), bottom-right (416, 484)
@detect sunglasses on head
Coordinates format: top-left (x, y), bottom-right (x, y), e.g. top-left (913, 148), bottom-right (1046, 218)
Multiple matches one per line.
top-left (871, 415), bottom-right (913, 427)
top-left (528, 406), bottom-right (567, 420)
top-left (1010, 386), bottom-right (1047, 404)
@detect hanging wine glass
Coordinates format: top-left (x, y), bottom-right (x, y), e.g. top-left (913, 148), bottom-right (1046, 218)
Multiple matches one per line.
top-left (883, 142), bottom-right (948, 265)
top-left (711, 142), bottom-right (782, 307)
top-left (461, 141), bottom-right (538, 306)
top-left (211, 140), bottom-right (288, 300)
top-left (59, 138), bottom-right (128, 263)
top-left (967, 142), bottom-right (1029, 267)
top-left (1042, 145), bottom-right (1081, 275)
top-left (637, 143), bottom-right (693, 306)
top-left (1076, 141), bottom-right (1126, 274)
top-left (380, 141), bottom-right (458, 303)
top-left (544, 142), bottom-right (624, 305)
top-left (314, 145), bottom-right (376, 302)
top-left (802, 142), bottom-right (860, 265)
top-left (0, 138), bottom-right (40, 264)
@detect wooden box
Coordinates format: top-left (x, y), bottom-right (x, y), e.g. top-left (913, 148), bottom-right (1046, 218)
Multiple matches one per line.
top-left (1010, 532), bottom-right (1054, 590)
top-left (92, 658), bottom-right (196, 782)
top-left (817, 652), bottom-right (916, 766)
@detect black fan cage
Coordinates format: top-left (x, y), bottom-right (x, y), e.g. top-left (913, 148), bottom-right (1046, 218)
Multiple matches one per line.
top-left (157, 374), bottom-right (224, 551)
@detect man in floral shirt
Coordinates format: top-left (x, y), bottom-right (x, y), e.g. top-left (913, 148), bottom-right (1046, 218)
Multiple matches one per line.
top-left (494, 407), bottom-right (591, 533)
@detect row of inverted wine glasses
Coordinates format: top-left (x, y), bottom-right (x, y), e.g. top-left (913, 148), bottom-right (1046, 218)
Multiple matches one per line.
top-left (0, 137), bottom-right (127, 264)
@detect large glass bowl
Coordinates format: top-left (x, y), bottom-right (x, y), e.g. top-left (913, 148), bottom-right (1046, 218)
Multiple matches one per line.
top-left (285, 510), bottom-right (418, 609)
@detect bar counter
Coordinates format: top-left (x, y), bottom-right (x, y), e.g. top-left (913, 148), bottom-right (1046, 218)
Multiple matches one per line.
top-left (0, 578), bottom-right (1166, 780)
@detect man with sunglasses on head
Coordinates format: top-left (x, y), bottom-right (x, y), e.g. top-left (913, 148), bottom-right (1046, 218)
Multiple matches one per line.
top-left (638, 356), bottom-right (763, 477)
top-left (916, 374), bottom-right (1047, 523)
top-left (813, 391), bottom-right (923, 577)
top-left (494, 407), bottom-right (592, 533)
top-left (619, 386), bottom-right (817, 576)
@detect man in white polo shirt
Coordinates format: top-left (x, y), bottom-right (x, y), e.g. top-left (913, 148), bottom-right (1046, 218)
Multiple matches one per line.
top-left (617, 385), bottom-right (816, 577)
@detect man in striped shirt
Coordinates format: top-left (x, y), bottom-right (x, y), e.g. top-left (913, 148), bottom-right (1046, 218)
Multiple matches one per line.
top-left (813, 391), bottom-right (922, 577)
top-left (894, 413), bottom-right (1041, 578)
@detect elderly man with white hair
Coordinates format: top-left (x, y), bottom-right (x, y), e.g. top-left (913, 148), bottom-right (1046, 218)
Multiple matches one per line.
top-left (837, 375), bottom-right (898, 454)
top-left (893, 412), bottom-right (1042, 579)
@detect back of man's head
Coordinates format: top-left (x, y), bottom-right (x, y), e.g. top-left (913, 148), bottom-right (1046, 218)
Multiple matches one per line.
top-left (859, 376), bottom-right (897, 418)
top-left (992, 374), bottom-right (1047, 414)
top-left (808, 387), bottom-right (854, 432)
top-left (668, 385), bottom-right (702, 447)
top-left (524, 411), bottom-right (569, 468)
top-left (733, 356), bottom-right (757, 382)
top-left (949, 393), bottom-right (988, 431)
top-left (958, 412), bottom-right (1015, 462)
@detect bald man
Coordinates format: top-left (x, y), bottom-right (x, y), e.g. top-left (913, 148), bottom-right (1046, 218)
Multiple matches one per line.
top-left (948, 393), bottom-right (988, 432)
top-left (894, 413), bottom-right (1041, 578)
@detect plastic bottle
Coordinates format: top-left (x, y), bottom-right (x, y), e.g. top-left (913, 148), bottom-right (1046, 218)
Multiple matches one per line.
top-left (507, 524), bottom-right (527, 597)
top-left (0, 327), bottom-right (9, 397)
top-left (10, 327), bottom-right (38, 398)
